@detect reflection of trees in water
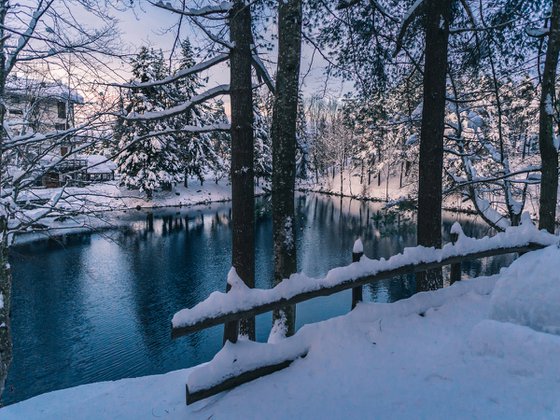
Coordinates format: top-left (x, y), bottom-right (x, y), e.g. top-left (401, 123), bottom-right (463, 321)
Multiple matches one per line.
top-left (7, 238), bottom-right (92, 404)
top-left (123, 209), bottom-right (233, 367)
top-left (296, 194), bottom-right (518, 304)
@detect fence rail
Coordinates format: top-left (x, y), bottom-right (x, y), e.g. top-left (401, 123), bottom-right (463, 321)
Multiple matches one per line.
top-left (172, 242), bottom-right (548, 339)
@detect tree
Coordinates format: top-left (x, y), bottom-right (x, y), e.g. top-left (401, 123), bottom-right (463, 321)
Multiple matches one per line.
top-left (295, 93), bottom-right (310, 180)
top-left (0, 0), bottom-right (122, 396)
top-left (538, 0), bottom-right (560, 233)
top-left (270, 0), bottom-right (303, 337)
top-left (407, 0), bottom-right (452, 291)
top-left (173, 39), bottom-right (218, 187)
top-left (115, 47), bottom-right (183, 199)
top-left (226, 0), bottom-right (257, 341)
top-left (253, 89), bottom-right (273, 184)
top-left (207, 100), bottom-right (231, 183)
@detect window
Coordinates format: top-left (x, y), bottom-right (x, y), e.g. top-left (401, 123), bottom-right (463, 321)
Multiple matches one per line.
top-left (57, 101), bottom-right (66, 119)
top-left (9, 109), bottom-right (23, 115)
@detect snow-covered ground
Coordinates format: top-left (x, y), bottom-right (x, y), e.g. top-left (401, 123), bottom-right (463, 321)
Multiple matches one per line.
top-left (13, 179), bottom-right (266, 241)
top-left (3, 244), bottom-right (559, 419)
top-left (300, 168), bottom-right (543, 219)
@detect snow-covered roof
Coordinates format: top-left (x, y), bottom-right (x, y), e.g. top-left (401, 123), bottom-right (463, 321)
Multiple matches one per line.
top-left (37, 153), bottom-right (116, 174)
top-left (84, 154), bottom-right (117, 174)
top-left (5, 75), bottom-right (84, 104)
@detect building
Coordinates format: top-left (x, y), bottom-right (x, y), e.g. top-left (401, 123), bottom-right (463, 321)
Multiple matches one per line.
top-left (5, 74), bottom-right (84, 137)
top-left (5, 75), bottom-right (116, 188)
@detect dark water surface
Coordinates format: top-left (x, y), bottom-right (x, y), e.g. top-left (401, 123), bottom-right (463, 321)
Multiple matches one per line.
top-left (4, 194), bottom-right (512, 405)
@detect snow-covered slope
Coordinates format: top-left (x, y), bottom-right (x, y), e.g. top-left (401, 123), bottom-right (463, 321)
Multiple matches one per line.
top-left (2, 247), bottom-right (559, 419)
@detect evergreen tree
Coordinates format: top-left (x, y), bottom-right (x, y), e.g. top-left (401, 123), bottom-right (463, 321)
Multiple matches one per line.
top-left (253, 89), bottom-right (273, 183)
top-left (173, 39), bottom-right (218, 186)
top-left (207, 99), bottom-right (231, 183)
top-left (295, 93), bottom-right (310, 180)
top-left (115, 47), bottom-right (182, 199)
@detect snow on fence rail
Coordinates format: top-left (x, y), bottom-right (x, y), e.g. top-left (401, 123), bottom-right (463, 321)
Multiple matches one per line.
top-left (172, 220), bottom-right (557, 339)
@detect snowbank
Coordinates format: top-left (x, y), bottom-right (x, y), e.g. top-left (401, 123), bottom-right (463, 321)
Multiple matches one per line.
top-left (3, 245), bottom-right (560, 419)
top-left (13, 179), bottom-right (265, 243)
top-left (490, 245), bottom-right (560, 335)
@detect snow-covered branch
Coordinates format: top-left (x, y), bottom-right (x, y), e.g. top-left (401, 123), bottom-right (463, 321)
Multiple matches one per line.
top-left (152, 1), bottom-right (233, 17)
top-left (252, 54), bottom-right (274, 93)
top-left (114, 54), bottom-right (229, 89)
top-left (394, 0), bottom-right (427, 56)
top-left (124, 84), bottom-right (230, 122)
top-left (4, 0), bottom-right (54, 74)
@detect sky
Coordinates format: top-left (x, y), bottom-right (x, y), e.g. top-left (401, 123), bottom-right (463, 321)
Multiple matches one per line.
top-left (111, 2), bottom-right (351, 112)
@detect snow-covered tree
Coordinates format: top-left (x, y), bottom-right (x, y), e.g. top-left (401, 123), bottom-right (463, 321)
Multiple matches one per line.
top-left (295, 93), bottom-right (310, 180)
top-left (253, 89), bottom-right (273, 183)
top-left (172, 39), bottom-right (218, 186)
top-left (115, 47), bottom-right (182, 198)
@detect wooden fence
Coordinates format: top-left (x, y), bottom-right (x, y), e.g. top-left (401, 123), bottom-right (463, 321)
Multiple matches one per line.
top-left (171, 226), bottom-right (550, 404)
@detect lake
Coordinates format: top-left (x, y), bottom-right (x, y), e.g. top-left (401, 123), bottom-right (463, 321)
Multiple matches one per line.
top-left (4, 193), bottom-right (512, 405)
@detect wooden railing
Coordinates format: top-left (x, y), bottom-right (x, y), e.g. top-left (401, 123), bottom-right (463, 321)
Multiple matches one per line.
top-left (171, 224), bottom-right (555, 404)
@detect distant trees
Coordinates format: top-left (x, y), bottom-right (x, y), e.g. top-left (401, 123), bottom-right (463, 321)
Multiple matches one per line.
top-left (253, 89), bottom-right (273, 184)
top-left (308, 0), bottom-right (559, 234)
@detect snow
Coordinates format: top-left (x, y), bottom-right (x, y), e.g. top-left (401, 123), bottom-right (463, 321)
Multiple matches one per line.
top-left (126, 85), bottom-right (230, 121)
top-left (352, 238), bottom-right (363, 254)
top-left (13, 179), bottom-right (265, 243)
top-left (172, 221), bottom-right (556, 330)
top-left (545, 93), bottom-right (554, 116)
top-left (187, 339), bottom-right (308, 395)
top-left (84, 155), bottom-right (117, 174)
top-left (3, 245), bottom-right (560, 419)
top-left (6, 75), bottom-right (84, 104)
top-left (490, 245), bottom-right (560, 335)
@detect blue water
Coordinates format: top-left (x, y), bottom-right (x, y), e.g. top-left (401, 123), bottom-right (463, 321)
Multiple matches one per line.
top-left (4, 194), bottom-right (512, 405)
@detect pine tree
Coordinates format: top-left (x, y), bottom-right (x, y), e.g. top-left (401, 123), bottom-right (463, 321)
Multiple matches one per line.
top-left (253, 89), bottom-right (273, 183)
top-left (173, 39), bottom-right (218, 186)
top-left (207, 99), bottom-right (231, 183)
top-left (115, 47), bottom-right (182, 199)
top-left (295, 93), bottom-right (310, 180)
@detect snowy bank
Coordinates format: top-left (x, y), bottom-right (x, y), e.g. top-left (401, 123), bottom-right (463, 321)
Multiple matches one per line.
top-left (2, 245), bottom-right (560, 419)
top-left (13, 180), bottom-right (266, 242)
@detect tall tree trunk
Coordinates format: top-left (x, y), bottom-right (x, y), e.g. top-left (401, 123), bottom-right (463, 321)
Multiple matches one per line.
top-left (0, 0), bottom-right (12, 397)
top-left (416, 0), bottom-right (451, 292)
top-left (225, 0), bottom-right (255, 341)
top-left (539, 0), bottom-right (560, 233)
top-left (271, 0), bottom-right (302, 337)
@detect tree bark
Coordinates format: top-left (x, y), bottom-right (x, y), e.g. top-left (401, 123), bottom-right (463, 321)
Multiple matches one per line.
top-left (226, 0), bottom-right (255, 341)
top-left (538, 0), bottom-right (560, 233)
top-left (416, 0), bottom-right (451, 292)
top-left (271, 0), bottom-right (302, 337)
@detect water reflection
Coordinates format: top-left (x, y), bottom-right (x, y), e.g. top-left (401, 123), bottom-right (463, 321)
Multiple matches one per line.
top-left (5, 194), bottom-right (512, 405)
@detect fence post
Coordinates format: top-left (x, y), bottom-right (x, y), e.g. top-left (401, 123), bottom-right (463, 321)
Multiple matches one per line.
top-left (450, 224), bottom-right (461, 284)
top-left (223, 270), bottom-right (240, 344)
top-left (223, 320), bottom-right (239, 344)
top-left (352, 239), bottom-right (364, 309)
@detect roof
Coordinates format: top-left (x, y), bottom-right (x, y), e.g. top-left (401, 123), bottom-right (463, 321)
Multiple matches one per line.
top-left (83, 154), bottom-right (117, 174)
top-left (5, 75), bottom-right (84, 104)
